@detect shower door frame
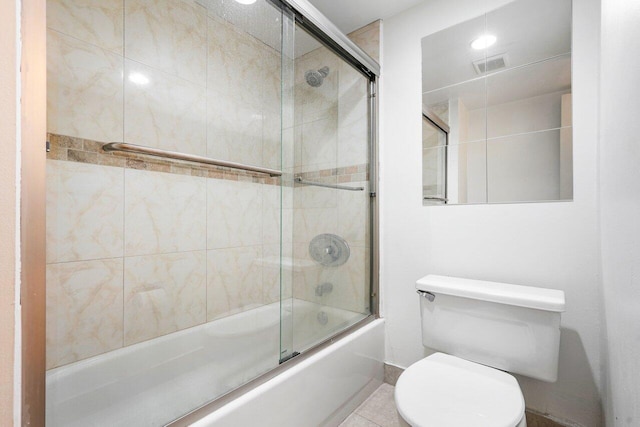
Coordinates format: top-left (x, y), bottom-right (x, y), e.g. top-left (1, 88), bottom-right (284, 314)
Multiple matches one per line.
top-left (169, 0), bottom-right (380, 425)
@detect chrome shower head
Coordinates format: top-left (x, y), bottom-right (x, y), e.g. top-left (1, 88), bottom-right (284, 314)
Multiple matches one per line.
top-left (305, 66), bottom-right (330, 87)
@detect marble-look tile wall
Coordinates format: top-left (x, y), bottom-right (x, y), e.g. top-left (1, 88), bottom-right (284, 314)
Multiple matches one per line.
top-left (46, 157), bottom-right (284, 368)
top-left (47, 0), bottom-right (281, 166)
top-left (45, 0), bottom-right (379, 369)
top-left (45, 0), bottom-right (285, 369)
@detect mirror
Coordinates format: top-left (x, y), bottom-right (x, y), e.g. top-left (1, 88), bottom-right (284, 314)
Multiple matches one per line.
top-left (421, 0), bottom-right (572, 205)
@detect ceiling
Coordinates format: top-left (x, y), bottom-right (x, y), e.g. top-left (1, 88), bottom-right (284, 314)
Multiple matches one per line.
top-left (308, 0), bottom-right (426, 33)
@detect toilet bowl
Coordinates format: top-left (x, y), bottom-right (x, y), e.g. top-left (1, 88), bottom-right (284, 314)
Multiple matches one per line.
top-left (395, 275), bottom-right (565, 427)
top-left (395, 353), bottom-right (526, 427)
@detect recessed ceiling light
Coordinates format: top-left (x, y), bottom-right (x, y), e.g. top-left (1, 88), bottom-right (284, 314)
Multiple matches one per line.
top-left (234, 0), bottom-right (257, 4)
top-left (128, 72), bottom-right (149, 85)
top-left (471, 34), bottom-right (497, 50)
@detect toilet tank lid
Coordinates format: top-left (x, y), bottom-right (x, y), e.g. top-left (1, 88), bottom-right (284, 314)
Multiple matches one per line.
top-left (416, 275), bottom-right (565, 312)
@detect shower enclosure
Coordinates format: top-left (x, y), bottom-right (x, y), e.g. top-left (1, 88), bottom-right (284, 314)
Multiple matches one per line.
top-left (44, 0), bottom-right (378, 425)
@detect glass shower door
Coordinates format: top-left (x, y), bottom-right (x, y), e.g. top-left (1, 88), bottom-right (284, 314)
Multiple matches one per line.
top-left (45, 0), bottom-right (294, 425)
top-left (284, 25), bottom-right (372, 355)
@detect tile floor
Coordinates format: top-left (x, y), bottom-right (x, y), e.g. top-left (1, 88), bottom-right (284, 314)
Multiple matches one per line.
top-left (339, 383), bottom-right (567, 427)
top-left (339, 384), bottom-right (406, 427)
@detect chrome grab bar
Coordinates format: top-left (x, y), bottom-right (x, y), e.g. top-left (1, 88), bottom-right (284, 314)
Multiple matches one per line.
top-left (103, 142), bottom-right (282, 177)
top-left (295, 176), bottom-right (364, 192)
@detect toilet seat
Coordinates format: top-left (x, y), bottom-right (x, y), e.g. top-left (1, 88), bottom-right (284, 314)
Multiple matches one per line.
top-left (395, 353), bottom-right (525, 427)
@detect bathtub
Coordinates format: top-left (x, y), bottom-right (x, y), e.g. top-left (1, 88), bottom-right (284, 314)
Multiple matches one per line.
top-left (46, 299), bottom-right (382, 427)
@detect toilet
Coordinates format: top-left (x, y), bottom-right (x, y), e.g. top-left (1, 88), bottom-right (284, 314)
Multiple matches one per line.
top-left (395, 275), bottom-right (565, 427)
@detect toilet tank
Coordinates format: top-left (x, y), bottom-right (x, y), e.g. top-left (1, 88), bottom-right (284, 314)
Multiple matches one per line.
top-left (416, 275), bottom-right (565, 382)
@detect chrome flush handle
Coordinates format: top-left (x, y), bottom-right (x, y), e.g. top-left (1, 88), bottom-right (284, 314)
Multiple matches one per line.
top-left (417, 290), bottom-right (436, 302)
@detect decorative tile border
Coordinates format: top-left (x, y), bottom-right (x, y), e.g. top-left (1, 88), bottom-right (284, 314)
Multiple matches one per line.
top-left (296, 164), bottom-right (369, 184)
top-left (47, 133), bottom-right (282, 185)
top-left (47, 133), bottom-right (369, 186)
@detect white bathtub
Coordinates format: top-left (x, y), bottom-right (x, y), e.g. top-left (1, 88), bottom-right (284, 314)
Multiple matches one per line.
top-left (191, 318), bottom-right (384, 427)
top-left (46, 299), bottom-right (379, 427)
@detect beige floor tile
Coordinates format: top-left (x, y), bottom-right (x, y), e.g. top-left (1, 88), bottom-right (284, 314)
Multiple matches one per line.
top-left (383, 364), bottom-right (404, 386)
top-left (354, 384), bottom-right (404, 427)
top-left (340, 413), bottom-right (380, 427)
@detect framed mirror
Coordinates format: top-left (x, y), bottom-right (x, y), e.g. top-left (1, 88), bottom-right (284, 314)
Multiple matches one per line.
top-left (421, 0), bottom-right (573, 205)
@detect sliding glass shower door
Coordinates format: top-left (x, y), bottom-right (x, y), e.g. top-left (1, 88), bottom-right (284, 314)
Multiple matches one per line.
top-left (46, 0), bottom-right (294, 425)
top-left (281, 25), bottom-right (372, 358)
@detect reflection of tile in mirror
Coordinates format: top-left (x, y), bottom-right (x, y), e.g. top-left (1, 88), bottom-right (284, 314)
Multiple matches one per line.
top-left (486, 54), bottom-right (571, 139)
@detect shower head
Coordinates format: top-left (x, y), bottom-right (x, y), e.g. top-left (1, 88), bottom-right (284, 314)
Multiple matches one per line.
top-left (305, 66), bottom-right (330, 87)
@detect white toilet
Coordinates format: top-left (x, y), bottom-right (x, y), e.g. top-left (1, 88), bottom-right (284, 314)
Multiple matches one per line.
top-left (395, 275), bottom-right (565, 427)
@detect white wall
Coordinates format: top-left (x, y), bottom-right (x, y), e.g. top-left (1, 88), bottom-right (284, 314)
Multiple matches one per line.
top-left (599, 0), bottom-right (640, 425)
top-left (381, 0), bottom-right (603, 424)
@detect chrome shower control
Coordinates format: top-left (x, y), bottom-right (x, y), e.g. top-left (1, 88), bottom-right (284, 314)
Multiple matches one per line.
top-left (315, 282), bottom-right (334, 297)
top-left (309, 234), bottom-right (350, 267)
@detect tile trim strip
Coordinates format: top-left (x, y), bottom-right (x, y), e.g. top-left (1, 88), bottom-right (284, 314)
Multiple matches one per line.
top-left (47, 133), bottom-right (368, 185)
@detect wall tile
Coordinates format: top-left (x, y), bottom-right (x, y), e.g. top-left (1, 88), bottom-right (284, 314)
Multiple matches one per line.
top-left (262, 184), bottom-right (281, 245)
top-left (207, 246), bottom-right (263, 320)
top-left (337, 181), bottom-right (369, 247)
top-left (291, 244), bottom-right (368, 314)
top-left (207, 179), bottom-right (263, 249)
top-left (337, 63), bottom-right (368, 126)
top-left (262, 47), bottom-right (282, 113)
top-left (262, 243), bottom-right (282, 304)
top-left (337, 63), bottom-right (368, 168)
top-left (207, 91), bottom-right (263, 166)
top-left (46, 259), bottom-right (124, 369)
top-left (124, 168), bottom-right (206, 256)
top-left (291, 241), bottom-right (317, 296)
top-left (47, 29), bottom-right (124, 143)
top-left (323, 245), bottom-right (368, 313)
top-left (282, 125), bottom-right (301, 173)
top-left (347, 21), bottom-right (381, 63)
top-left (262, 109), bottom-right (282, 170)
top-left (207, 18), bottom-right (268, 108)
top-left (280, 243), bottom-right (295, 302)
top-left (47, 160), bottom-right (124, 263)
top-left (124, 60), bottom-right (206, 155)
top-left (47, 0), bottom-right (124, 54)
top-left (293, 207), bottom-right (338, 245)
top-left (123, 251), bottom-right (206, 345)
top-left (301, 118), bottom-right (338, 172)
top-left (294, 182), bottom-right (338, 209)
top-left (337, 120), bottom-right (367, 168)
top-left (124, 0), bottom-right (207, 85)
